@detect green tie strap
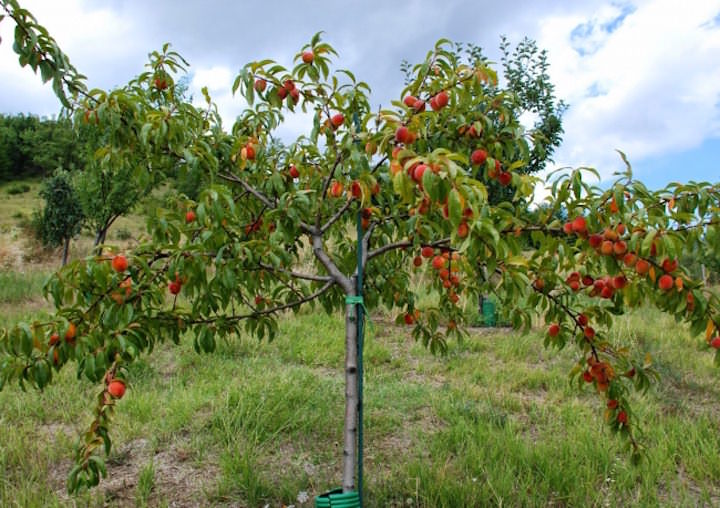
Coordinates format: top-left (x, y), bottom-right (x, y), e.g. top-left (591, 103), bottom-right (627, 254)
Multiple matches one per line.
top-left (344, 295), bottom-right (373, 335)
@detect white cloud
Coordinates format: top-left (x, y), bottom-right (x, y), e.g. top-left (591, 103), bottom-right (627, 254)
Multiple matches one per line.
top-left (0, 0), bottom-right (139, 115)
top-left (191, 66), bottom-right (233, 93)
top-left (537, 0), bottom-right (720, 181)
top-left (189, 65), bottom-right (244, 128)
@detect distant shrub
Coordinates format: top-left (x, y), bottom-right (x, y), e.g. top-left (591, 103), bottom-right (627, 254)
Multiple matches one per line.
top-left (115, 227), bottom-right (132, 240)
top-left (26, 209), bottom-right (44, 240)
top-left (6, 183), bottom-right (31, 195)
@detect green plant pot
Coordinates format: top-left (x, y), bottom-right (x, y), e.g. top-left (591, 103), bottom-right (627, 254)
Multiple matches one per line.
top-left (482, 298), bottom-right (497, 327)
top-left (315, 488), bottom-right (360, 507)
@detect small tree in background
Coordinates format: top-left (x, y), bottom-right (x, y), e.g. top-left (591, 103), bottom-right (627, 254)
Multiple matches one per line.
top-left (71, 52), bottom-right (193, 250)
top-left (36, 169), bottom-right (84, 265)
top-left (72, 160), bottom-right (149, 249)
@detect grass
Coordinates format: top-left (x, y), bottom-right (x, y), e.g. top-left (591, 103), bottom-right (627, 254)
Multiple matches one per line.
top-left (135, 461), bottom-right (155, 507)
top-left (0, 270), bottom-right (51, 304)
top-left (0, 179), bottom-right (44, 231)
top-left (1, 277), bottom-right (720, 507)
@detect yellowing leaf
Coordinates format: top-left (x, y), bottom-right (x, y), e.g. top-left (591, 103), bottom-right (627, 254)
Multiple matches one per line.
top-left (706, 320), bottom-right (715, 342)
top-left (649, 266), bottom-right (656, 283)
top-left (644, 352), bottom-right (652, 368)
top-left (506, 255), bottom-right (528, 267)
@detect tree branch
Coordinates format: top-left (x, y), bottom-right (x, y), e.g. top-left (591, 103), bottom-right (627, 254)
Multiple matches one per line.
top-left (218, 172), bottom-right (276, 209)
top-left (257, 262), bottom-right (332, 282)
top-left (365, 237), bottom-right (450, 263)
top-left (320, 198), bottom-right (354, 233)
top-left (312, 235), bottom-right (353, 293)
top-left (187, 279), bottom-right (335, 324)
top-left (671, 219), bottom-right (720, 232)
top-left (354, 222), bottom-right (377, 276)
top-left (370, 154), bottom-right (388, 175)
top-left (219, 171), bottom-right (316, 235)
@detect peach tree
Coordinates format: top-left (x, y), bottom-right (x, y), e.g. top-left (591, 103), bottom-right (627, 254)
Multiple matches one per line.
top-left (2, 0), bottom-right (720, 498)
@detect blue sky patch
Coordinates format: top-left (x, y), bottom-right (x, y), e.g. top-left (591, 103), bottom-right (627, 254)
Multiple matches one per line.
top-left (586, 82), bottom-right (608, 98)
top-left (570, 2), bottom-right (637, 56)
top-left (602, 3), bottom-right (637, 34)
top-left (633, 137), bottom-right (720, 189)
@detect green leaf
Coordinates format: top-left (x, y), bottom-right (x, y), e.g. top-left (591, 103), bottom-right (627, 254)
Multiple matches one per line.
top-left (232, 74), bottom-right (242, 95)
top-left (422, 169), bottom-right (439, 202)
top-left (392, 171), bottom-right (414, 203)
top-left (448, 188), bottom-right (462, 226)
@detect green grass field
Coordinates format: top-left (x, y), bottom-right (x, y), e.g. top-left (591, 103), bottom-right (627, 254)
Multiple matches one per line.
top-left (2, 266), bottom-right (720, 507)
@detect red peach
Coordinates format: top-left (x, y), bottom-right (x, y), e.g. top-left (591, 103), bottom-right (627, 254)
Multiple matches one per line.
top-left (108, 380), bottom-right (126, 399)
top-left (112, 255), bottom-right (128, 273)
top-left (658, 274), bottom-right (674, 291)
top-left (302, 51), bottom-right (314, 64)
top-left (471, 149), bottom-right (488, 165)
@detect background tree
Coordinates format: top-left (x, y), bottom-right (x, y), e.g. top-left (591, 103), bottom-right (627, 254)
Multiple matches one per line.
top-left (71, 47), bottom-right (196, 250)
top-left (20, 116), bottom-right (85, 173)
top-left (0, 114), bottom-right (38, 180)
top-left (0, 114), bottom-right (86, 181)
top-left (72, 158), bottom-right (149, 249)
top-left (35, 168), bottom-right (85, 265)
top-left (2, 2), bottom-right (720, 502)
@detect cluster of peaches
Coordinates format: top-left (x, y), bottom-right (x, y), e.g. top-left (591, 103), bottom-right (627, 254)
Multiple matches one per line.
top-left (393, 90), bottom-right (511, 187)
top-left (545, 215), bottom-right (688, 342)
top-left (252, 49), bottom-right (317, 105)
top-left (326, 179), bottom-right (380, 202)
top-left (404, 246), bottom-right (464, 326)
top-left (583, 355), bottom-right (630, 426)
top-left (254, 76), bottom-right (301, 105)
top-left (389, 148), bottom-right (475, 238)
top-left (562, 216), bottom-right (686, 295)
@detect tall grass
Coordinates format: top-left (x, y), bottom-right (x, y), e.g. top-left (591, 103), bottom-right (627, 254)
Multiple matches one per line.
top-left (1, 301), bottom-right (720, 506)
top-left (0, 270), bottom-right (49, 304)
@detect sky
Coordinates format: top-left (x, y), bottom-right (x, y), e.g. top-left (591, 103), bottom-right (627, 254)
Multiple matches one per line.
top-left (0, 0), bottom-right (718, 191)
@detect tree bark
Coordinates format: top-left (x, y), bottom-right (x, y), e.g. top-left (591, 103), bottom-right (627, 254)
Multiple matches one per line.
top-left (342, 291), bottom-right (359, 493)
top-left (309, 235), bottom-right (357, 492)
top-left (94, 215), bottom-right (119, 254)
top-left (61, 237), bottom-right (70, 266)
top-left (93, 227), bottom-right (108, 254)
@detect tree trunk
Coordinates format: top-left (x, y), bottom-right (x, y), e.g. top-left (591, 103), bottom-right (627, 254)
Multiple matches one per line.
top-left (61, 237), bottom-right (70, 266)
top-left (93, 228), bottom-right (107, 254)
top-left (478, 294), bottom-right (484, 324)
top-left (342, 292), bottom-right (359, 493)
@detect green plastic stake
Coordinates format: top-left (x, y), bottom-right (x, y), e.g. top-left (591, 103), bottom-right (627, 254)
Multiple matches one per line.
top-left (355, 210), bottom-right (365, 507)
